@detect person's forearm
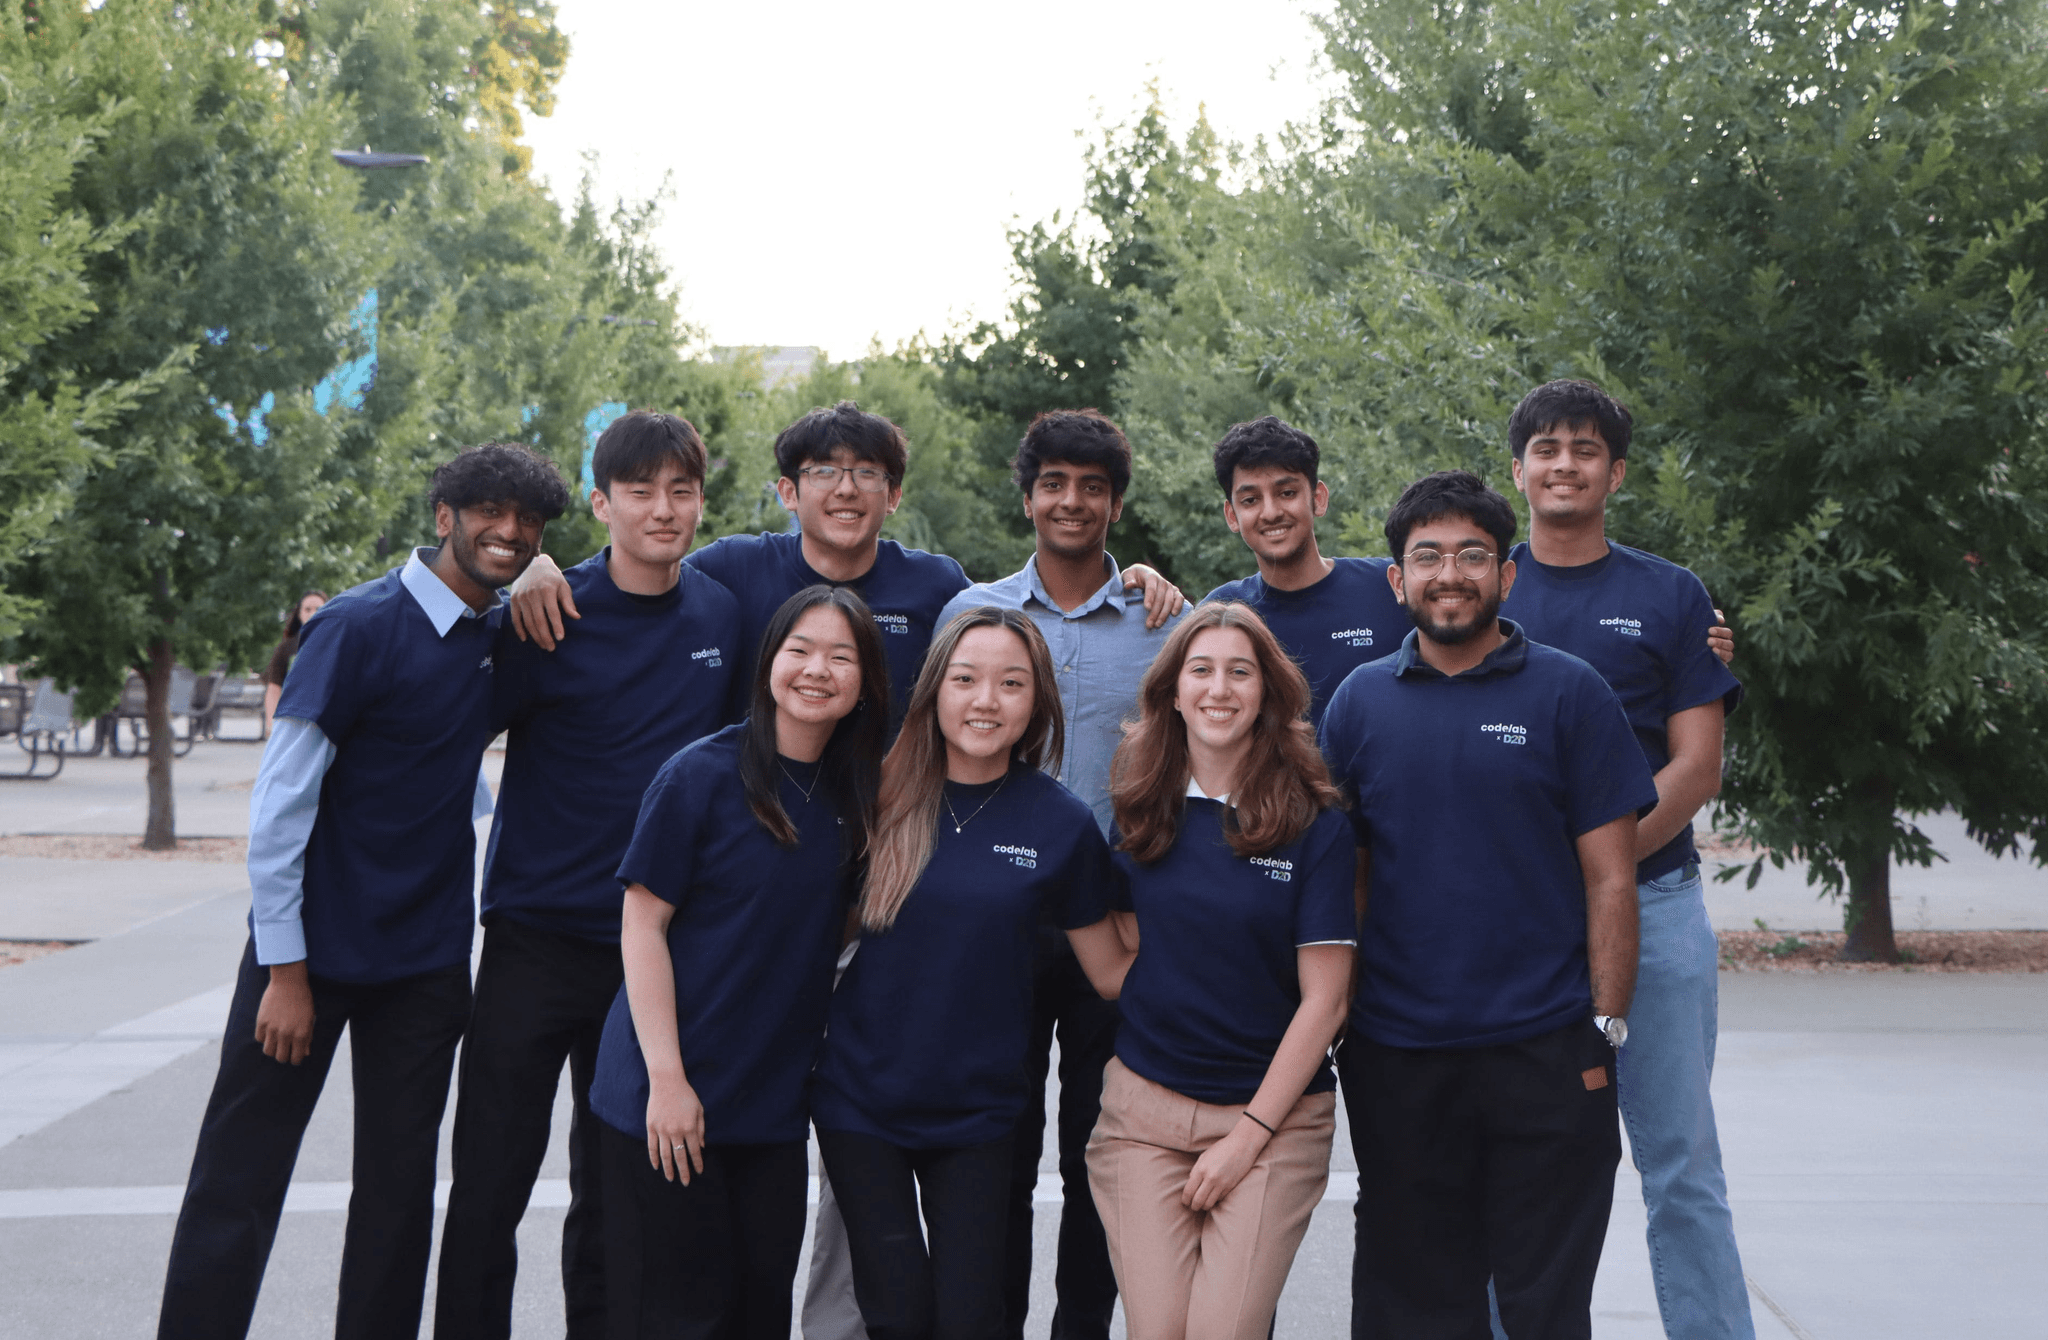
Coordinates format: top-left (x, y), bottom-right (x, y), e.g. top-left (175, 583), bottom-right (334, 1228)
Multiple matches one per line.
top-left (1066, 919), bottom-right (1137, 1000)
top-left (247, 718), bottom-right (335, 965)
top-left (1635, 753), bottom-right (1722, 858)
top-left (1586, 872), bottom-right (1639, 1017)
top-left (620, 896), bottom-right (687, 1086)
top-left (1242, 950), bottom-right (1352, 1128)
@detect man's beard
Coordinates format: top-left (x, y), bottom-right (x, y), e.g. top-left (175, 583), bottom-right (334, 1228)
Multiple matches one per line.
top-left (447, 514), bottom-right (529, 591)
top-left (1407, 581), bottom-right (1503, 646)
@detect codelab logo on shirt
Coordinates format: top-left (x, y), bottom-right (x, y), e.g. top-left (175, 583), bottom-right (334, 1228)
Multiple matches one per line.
top-left (1600, 616), bottom-right (1644, 638)
top-left (691, 646), bottom-right (723, 669)
top-left (875, 614), bottom-right (910, 636)
top-left (1329, 627), bottom-right (1375, 649)
top-left (994, 843), bottom-right (1037, 870)
top-left (1481, 722), bottom-right (1528, 746)
top-left (1249, 855), bottom-right (1293, 882)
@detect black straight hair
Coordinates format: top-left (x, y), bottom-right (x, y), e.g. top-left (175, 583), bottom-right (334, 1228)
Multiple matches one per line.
top-left (1383, 470), bottom-right (1518, 559)
top-left (773, 401), bottom-right (908, 482)
top-left (1012, 409), bottom-right (1133, 498)
top-left (592, 411), bottom-right (707, 494)
top-left (1212, 415), bottom-right (1321, 494)
top-left (1507, 379), bottom-right (1633, 461)
top-left (739, 585), bottom-right (889, 856)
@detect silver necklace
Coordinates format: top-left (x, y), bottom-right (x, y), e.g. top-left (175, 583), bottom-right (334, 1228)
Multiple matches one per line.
top-left (943, 773), bottom-right (1009, 834)
top-left (780, 763), bottom-right (820, 804)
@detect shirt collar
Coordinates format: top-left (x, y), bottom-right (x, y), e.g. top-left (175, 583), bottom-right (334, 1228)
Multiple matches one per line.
top-left (1185, 775), bottom-right (1232, 806)
top-left (1023, 552), bottom-right (1129, 618)
top-left (1392, 618), bottom-right (1530, 680)
top-left (401, 547), bottom-right (490, 637)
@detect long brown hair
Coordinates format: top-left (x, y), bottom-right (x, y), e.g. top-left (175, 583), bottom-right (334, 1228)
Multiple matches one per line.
top-left (739, 585), bottom-right (889, 851)
top-left (1110, 601), bottom-right (1341, 863)
top-left (861, 607), bottom-right (1063, 932)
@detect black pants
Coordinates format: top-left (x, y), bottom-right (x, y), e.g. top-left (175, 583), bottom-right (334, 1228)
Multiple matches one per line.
top-left (1339, 1019), bottom-right (1621, 1340)
top-left (1003, 928), bottom-right (1119, 1340)
top-left (157, 938), bottom-right (470, 1340)
top-left (599, 1124), bottom-right (808, 1340)
top-left (435, 917), bottom-right (623, 1340)
top-left (820, 1130), bottom-right (1014, 1340)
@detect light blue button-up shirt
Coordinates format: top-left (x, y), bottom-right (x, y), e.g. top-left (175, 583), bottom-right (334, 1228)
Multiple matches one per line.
top-left (247, 549), bottom-right (496, 965)
top-left (939, 554), bottom-right (1184, 835)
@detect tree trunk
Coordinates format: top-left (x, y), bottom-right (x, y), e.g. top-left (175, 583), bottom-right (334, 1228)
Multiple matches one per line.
top-left (141, 638), bottom-right (177, 851)
top-left (1840, 780), bottom-right (1899, 962)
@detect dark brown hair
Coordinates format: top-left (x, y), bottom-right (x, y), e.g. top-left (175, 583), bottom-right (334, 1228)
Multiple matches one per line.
top-left (1110, 602), bottom-right (1342, 863)
top-left (861, 608), bottom-right (1063, 931)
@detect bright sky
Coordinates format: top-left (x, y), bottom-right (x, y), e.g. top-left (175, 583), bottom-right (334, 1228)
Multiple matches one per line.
top-left (521, 0), bottom-right (1338, 360)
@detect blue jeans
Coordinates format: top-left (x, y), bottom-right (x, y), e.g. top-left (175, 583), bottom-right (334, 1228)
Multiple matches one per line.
top-left (1491, 868), bottom-right (1753, 1340)
top-left (1616, 867), bottom-right (1755, 1340)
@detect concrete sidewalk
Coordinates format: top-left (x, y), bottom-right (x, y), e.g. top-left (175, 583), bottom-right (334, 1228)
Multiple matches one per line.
top-left (1, 742), bottom-right (2043, 1338)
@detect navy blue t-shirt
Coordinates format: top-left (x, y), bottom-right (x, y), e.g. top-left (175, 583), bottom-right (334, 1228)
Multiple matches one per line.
top-left (482, 548), bottom-right (742, 943)
top-left (587, 725), bottom-right (851, 1145)
top-left (811, 768), bottom-right (1114, 1148)
top-left (1111, 800), bottom-right (1357, 1106)
top-left (1502, 541), bottom-right (1744, 881)
top-left (686, 532), bottom-right (969, 732)
top-left (275, 566), bottom-right (499, 984)
top-left (1319, 622), bottom-right (1660, 1049)
top-left (1204, 557), bottom-right (1407, 726)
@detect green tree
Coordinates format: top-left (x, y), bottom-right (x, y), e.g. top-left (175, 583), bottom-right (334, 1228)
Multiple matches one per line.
top-left (1054, 0), bottom-right (2048, 959)
top-left (8, 0), bottom-right (382, 847)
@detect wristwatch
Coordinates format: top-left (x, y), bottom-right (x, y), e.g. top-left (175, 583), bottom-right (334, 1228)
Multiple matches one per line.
top-left (1594, 1014), bottom-right (1628, 1048)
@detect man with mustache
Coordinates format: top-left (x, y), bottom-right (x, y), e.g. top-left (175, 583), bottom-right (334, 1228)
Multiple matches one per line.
top-left (1319, 470), bottom-right (1656, 1340)
top-left (158, 444), bottom-right (570, 1340)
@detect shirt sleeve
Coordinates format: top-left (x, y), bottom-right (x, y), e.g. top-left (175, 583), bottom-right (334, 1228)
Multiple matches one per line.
top-left (1561, 672), bottom-right (1663, 838)
top-left (1316, 689), bottom-right (1372, 845)
top-left (1665, 573), bottom-right (1745, 719)
top-left (1107, 835), bottom-right (1136, 914)
top-left (1051, 815), bottom-right (1118, 930)
top-left (1291, 813), bottom-right (1360, 947)
top-left (615, 752), bottom-right (706, 905)
top-left (247, 717), bottom-right (337, 965)
top-left (275, 611), bottom-right (375, 743)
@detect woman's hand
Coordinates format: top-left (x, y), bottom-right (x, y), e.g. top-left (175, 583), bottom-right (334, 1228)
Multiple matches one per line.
top-left (1183, 1117), bottom-right (1269, 1211)
top-left (645, 1074), bottom-right (706, 1184)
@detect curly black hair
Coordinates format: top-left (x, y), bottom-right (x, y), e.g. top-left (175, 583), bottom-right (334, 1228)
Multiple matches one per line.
top-left (427, 443), bottom-right (572, 519)
top-left (1212, 415), bottom-right (1320, 494)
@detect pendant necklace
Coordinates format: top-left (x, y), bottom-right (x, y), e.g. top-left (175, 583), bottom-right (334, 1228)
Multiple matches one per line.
top-left (780, 763), bottom-right (820, 804)
top-left (943, 772), bottom-right (1009, 834)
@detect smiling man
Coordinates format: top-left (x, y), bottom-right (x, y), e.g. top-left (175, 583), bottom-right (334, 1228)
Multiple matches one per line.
top-left (1319, 470), bottom-right (1656, 1340)
top-left (935, 408), bottom-right (1187, 1340)
top-left (1498, 380), bottom-right (1752, 1340)
top-left (159, 444), bottom-right (569, 1340)
top-left (1200, 417), bottom-right (1405, 725)
top-left (433, 414), bottom-right (742, 1340)
top-left (509, 400), bottom-right (967, 735)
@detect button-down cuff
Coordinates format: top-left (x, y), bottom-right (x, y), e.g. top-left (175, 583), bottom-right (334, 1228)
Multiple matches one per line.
top-left (252, 917), bottom-right (308, 966)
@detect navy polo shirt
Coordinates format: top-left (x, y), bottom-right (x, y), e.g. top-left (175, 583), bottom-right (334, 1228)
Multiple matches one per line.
top-left (1502, 541), bottom-right (1744, 881)
top-left (1111, 799), bottom-right (1357, 1105)
top-left (1319, 621), bottom-right (1660, 1050)
top-left (685, 532), bottom-right (969, 732)
top-left (811, 767), bottom-right (1114, 1148)
top-left (587, 725), bottom-right (851, 1145)
top-left (274, 565), bottom-right (500, 983)
top-left (1204, 557), bottom-right (1406, 725)
top-left (482, 548), bottom-right (742, 943)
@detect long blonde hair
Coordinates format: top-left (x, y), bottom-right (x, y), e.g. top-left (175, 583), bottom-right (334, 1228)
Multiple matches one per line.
top-left (861, 608), bottom-right (1064, 931)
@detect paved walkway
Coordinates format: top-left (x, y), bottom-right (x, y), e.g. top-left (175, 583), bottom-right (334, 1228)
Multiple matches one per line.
top-left (1, 742), bottom-right (2043, 1337)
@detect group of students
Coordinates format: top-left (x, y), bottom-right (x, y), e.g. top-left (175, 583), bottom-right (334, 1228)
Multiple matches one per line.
top-left (157, 380), bottom-right (1754, 1340)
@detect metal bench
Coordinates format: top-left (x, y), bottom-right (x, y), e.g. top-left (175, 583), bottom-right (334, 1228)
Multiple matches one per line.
top-left (104, 666), bottom-right (203, 758)
top-left (204, 674), bottom-right (271, 742)
top-left (1, 679), bottom-right (83, 780)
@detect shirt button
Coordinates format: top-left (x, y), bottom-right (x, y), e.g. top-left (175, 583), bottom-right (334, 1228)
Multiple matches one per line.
top-left (1062, 665), bottom-right (1073, 673)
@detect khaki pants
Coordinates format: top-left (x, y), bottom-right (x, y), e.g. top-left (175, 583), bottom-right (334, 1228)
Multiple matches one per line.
top-left (1085, 1058), bottom-right (1335, 1340)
